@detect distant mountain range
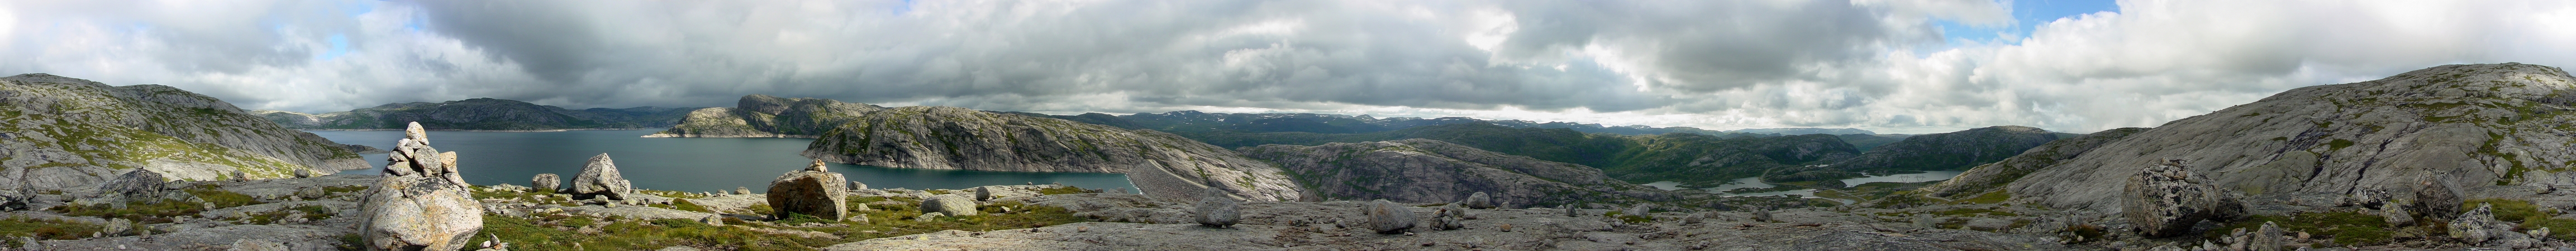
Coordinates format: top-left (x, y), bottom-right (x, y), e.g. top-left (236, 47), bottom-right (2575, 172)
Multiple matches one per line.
top-left (251, 98), bottom-right (704, 130)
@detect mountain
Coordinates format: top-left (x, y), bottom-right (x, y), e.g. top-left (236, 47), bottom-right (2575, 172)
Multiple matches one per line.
top-left (253, 98), bottom-right (701, 130)
top-left (1, 74), bottom-right (368, 190)
top-left (2001, 62), bottom-right (2576, 213)
top-left (1603, 133), bottom-right (1861, 186)
top-left (1836, 133), bottom-right (1907, 151)
top-left (800, 106), bottom-right (1302, 202)
top-left (1239, 139), bottom-right (1669, 207)
top-left (1827, 126), bottom-right (2068, 172)
top-left (645, 95), bottom-right (884, 138)
top-left (1922, 127), bottom-right (2148, 199)
top-left (1725, 128), bottom-right (1875, 136)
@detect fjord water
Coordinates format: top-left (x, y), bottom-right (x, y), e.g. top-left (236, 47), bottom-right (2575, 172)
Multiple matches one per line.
top-left (307, 129), bottom-right (1139, 194)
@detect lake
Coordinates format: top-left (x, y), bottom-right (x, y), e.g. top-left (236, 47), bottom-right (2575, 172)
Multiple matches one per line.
top-left (1642, 171), bottom-right (1966, 200)
top-left (306, 129), bottom-right (1139, 194)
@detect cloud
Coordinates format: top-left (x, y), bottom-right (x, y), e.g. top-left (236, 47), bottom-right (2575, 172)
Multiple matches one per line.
top-left (2, 0), bottom-right (2573, 134)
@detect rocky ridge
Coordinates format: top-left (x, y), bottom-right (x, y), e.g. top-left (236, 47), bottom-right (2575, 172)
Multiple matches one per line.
top-left (644, 95), bottom-right (885, 138)
top-left (0, 73), bottom-right (368, 191)
top-left (254, 98), bottom-right (700, 130)
top-left (801, 105), bottom-right (1303, 202)
top-left (1239, 139), bottom-right (1669, 207)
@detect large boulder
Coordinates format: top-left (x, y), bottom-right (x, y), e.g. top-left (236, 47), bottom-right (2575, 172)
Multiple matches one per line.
top-left (568, 153), bottom-right (635, 200)
top-left (2411, 177), bottom-right (2463, 219)
top-left (1193, 189), bottom-right (1239, 228)
top-left (923, 194), bottom-right (979, 216)
top-left (1364, 199), bottom-right (1415, 234)
top-left (360, 122), bottom-right (484, 250)
top-left (97, 168), bottom-right (170, 201)
top-left (766, 160), bottom-right (850, 220)
top-left (530, 173), bottom-right (560, 194)
top-left (2449, 203), bottom-right (2523, 245)
top-left (1461, 192), bottom-right (1494, 209)
top-left (2120, 160), bottom-right (2245, 237)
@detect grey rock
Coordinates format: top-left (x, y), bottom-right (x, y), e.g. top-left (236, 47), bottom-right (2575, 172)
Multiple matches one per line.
top-left (2413, 178), bottom-right (2463, 220)
top-left (2382, 206), bottom-right (2415, 227)
top-left (1925, 127), bottom-right (2146, 198)
top-left (1563, 204), bottom-right (1577, 218)
top-left (227, 239), bottom-right (288, 251)
top-left (98, 168), bottom-right (170, 201)
top-left (1462, 192), bottom-right (1494, 209)
top-left (2450, 203), bottom-right (2515, 244)
top-left (569, 153), bottom-right (634, 200)
top-left (2120, 160), bottom-right (2244, 237)
top-left (230, 170), bottom-right (249, 182)
top-left (294, 186), bottom-right (324, 200)
top-left (2251, 221), bottom-right (2287, 251)
top-left (1364, 199), bottom-right (1414, 234)
top-left (530, 173), bottom-right (560, 194)
top-left (801, 105), bottom-right (1301, 202)
top-left (976, 186), bottom-right (992, 201)
top-left (1624, 204), bottom-right (1650, 216)
top-left (1193, 189), bottom-right (1239, 228)
top-left (2006, 63), bottom-right (2576, 215)
top-left (850, 181), bottom-right (867, 190)
top-left (1753, 207), bottom-right (1774, 223)
top-left (736, 187), bottom-right (751, 195)
top-left (766, 163), bottom-right (850, 220)
top-left (923, 194), bottom-right (979, 216)
top-left (1433, 204), bottom-right (1464, 230)
top-left (292, 168), bottom-right (314, 178)
top-left (1, 74), bottom-right (369, 191)
top-left (360, 172), bottom-right (483, 250)
top-left (916, 212), bottom-right (946, 222)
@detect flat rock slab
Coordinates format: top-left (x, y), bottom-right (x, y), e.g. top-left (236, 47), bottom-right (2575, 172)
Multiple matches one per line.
top-left (28, 224), bottom-right (349, 250)
top-left (566, 204), bottom-right (719, 221)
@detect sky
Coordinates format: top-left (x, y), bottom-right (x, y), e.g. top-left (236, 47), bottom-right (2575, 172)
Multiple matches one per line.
top-left (4, 1), bottom-right (2574, 134)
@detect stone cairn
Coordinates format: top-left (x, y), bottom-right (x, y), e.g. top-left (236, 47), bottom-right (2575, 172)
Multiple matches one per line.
top-left (767, 159), bottom-right (851, 220)
top-left (359, 122), bottom-right (484, 251)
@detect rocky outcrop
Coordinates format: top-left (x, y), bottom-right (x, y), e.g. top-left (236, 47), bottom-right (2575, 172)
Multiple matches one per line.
top-left (97, 168), bottom-right (171, 200)
top-left (2007, 63), bottom-right (2576, 214)
top-left (802, 105), bottom-right (1301, 202)
top-left (530, 173), bottom-right (560, 194)
top-left (1193, 189), bottom-right (1239, 228)
top-left (766, 160), bottom-right (850, 220)
top-left (1, 74), bottom-right (368, 190)
top-left (923, 194), bottom-right (978, 216)
top-left (1363, 199), bottom-right (1413, 234)
top-left (252, 98), bottom-right (700, 130)
top-left (2120, 160), bottom-right (2245, 237)
top-left (568, 154), bottom-right (634, 200)
top-left (1924, 127), bottom-right (2148, 198)
top-left (1239, 139), bottom-right (1666, 207)
top-left (2449, 202), bottom-right (2540, 248)
top-left (645, 95), bottom-right (884, 138)
top-left (359, 122), bottom-right (483, 251)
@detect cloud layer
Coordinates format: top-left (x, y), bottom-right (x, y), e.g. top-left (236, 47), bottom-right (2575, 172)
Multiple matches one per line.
top-left (3, 0), bottom-right (2573, 133)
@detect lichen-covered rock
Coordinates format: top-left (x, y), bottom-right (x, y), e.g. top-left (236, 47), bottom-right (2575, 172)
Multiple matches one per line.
top-left (98, 168), bottom-right (170, 200)
top-left (2250, 221), bottom-right (2287, 251)
top-left (766, 161), bottom-right (849, 220)
top-left (569, 153), bottom-right (634, 200)
top-left (2449, 203), bottom-right (2515, 243)
top-left (530, 173), bottom-right (560, 194)
top-left (802, 105), bottom-right (1301, 202)
top-left (1462, 192), bottom-right (1494, 209)
top-left (1364, 199), bottom-right (1414, 234)
top-left (1193, 189), bottom-right (1239, 228)
top-left (923, 194), bottom-right (979, 216)
top-left (2120, 160), bottom-right (2244, 237)
top-left (2411, 178), bottom-right (2463, 219)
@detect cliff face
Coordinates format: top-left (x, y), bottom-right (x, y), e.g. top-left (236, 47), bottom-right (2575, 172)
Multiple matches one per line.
top-left (800, 106), bottom-right (1302, 202)
top-left (254, 98), bottom-right (698, 130)
top-left (1239, 139), bottom-right (1667, 207)
top-left (0, 74), bottom-right (367, 191)
top-left (2004, 63), bottom-right (2576, 213)
top-left (646, 95), bottom-right (883, 138)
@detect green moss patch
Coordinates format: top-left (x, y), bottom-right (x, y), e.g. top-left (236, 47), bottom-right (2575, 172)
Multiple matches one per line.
top-left (2211, 211), bottom-right (2392, 245)
top-left (0, 216), bottom-right (104, 247)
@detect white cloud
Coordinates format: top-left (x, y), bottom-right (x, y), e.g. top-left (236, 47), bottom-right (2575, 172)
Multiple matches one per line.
top-left (3, 0), bottom-right (2574, 134)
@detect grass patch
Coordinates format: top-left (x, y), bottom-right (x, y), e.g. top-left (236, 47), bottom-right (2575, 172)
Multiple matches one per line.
top-left (2464, 198), bottom-right (2546, 224)
top-left (0, 216), bottom-right (104, 247)
top-left (2522, 216), bottom-right (2576, 240)
top-left (1932, 208), bottom-right (2018, 217)
top-left (1954, 190), bottom-right (2010, 204)
top-left (1602, 211), bottom-right (1655, 224)
top-left (2211, 211), bottom-right (2393, 245)
top-left (477, 213), bottom-right (818, 250)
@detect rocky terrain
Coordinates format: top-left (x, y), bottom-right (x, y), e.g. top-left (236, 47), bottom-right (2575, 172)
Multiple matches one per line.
top-left (254, 98), bottom-right (701, 131)
top-left (0, 74), bottom-right (369, 191)
top-left (802, 105), bottom-right (1305, 202)
top-left (643, 95), bottom-right (885, 138)
top-left (1923, 127), bottom-right (2149, 199)
top-left (1239, 139), bottom-right (1669, 207)
top-left (1761, 126), bottom-right (2071, 184)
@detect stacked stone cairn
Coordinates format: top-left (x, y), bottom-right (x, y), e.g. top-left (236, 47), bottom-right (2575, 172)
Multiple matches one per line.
top-left (358, 122), bottom-right (484, 251)
top-left (767, 159), bottom-right (850, 220)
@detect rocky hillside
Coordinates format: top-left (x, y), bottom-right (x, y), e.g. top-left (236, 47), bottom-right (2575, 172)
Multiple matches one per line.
top-left (644, 95), bottom-right (883, 138)
top-left (253, 98), bottom-right (699, 130)
top-left (1921, 127), bottom-right (2147, 199)
top-left (0, 74), bottom-right (368, 190)
top-left (2003, 63), bottom-right (2576, 213)
top-left (1829, 126), bottom-right (2066, 172)
top-left (800, 106), bottom-right (1302, 202)
top-left (1238, 139), bottom-right (1668, 207)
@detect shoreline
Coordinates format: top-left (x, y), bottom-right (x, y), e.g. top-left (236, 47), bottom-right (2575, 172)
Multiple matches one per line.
top-left (303, 128), bottom-right (668, 132)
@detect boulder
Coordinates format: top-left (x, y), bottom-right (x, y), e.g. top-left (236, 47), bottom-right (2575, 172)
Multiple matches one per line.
top-left (923, 194), bottom-right (979, 216)
top-left (360, 166), bottom-right (483, 250)
top-left (231, 170), bottom-right (250, 182)
top-left (2380, 206), bottom-right (2415, 227)
top-left (98, 168), bottom-right (170, 200)
top-left (1753, 207), bottom-right (1774, 223)
top-left (1624, 204), bottom-right (1650, 216)
top-left (1562, 204), bottom-right (1577, 218)
top-left (2251, 221), bottom-right (2287, 251)
top-left (530, 173), bottom-right (561, 194)
top-left (976, 186), bottom-right (992, 201)
top-left (569, 153), bottom-right (635, 200)
top-left (293, 168), bottom-right (315, 178)
top-left (361, 123), bottom-right (486, 250)
top-left (850, 181), bottom-right (867, 190)
top-left (1462, 192), bottom-right (1494, 209)
top-left (2411, 177), bottom-right (2463, 219)
top-left (1193, 189), bottom-right (1240, 228)
top-left (1364, 199), bottom-right (1415, 234)
top-left (2120, 160), bottom-right (2245, 237)
top-left (737, 187), bottom-right (752, 195)
top-left (766, 161), bottom-right (850, 220)
top-left (2449, 203), bottom-right (2517, 244)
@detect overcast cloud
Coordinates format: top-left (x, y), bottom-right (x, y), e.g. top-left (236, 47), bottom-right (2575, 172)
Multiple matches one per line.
top-left (3, 0), bottom-right (2573, 133)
